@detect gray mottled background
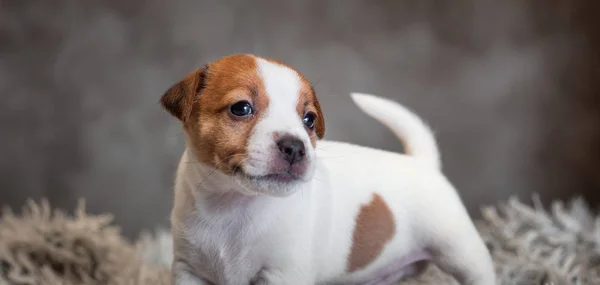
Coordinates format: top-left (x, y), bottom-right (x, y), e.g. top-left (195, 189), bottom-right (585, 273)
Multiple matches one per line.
top-left (1, 0), bottom-right (599, 238)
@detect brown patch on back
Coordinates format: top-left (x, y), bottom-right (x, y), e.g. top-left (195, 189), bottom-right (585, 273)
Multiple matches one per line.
top-left (347, 193), bottom-right (396, 273)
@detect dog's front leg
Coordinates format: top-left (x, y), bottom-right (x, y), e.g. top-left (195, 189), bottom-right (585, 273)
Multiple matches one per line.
top-left (172, 261), bottom-right (213, 285)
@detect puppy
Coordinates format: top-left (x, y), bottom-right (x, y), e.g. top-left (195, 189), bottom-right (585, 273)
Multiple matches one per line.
top-left (161, 54), bottom-right (496, 285)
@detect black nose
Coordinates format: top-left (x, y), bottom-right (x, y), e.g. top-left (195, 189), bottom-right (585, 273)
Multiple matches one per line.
top-left (277, 137), bottom-right (306, 164)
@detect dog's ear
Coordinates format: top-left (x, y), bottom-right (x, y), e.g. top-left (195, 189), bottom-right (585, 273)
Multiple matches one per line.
top-left (311, 86), bottom-right (326, 139)
top-left (160, 66), bottom-right (208, 122)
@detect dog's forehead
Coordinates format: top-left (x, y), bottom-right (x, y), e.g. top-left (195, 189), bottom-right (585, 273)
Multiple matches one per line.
top-left (205, 55), bottom-right (308, 111)
top-left (255, 58), bottom-right (303, 109)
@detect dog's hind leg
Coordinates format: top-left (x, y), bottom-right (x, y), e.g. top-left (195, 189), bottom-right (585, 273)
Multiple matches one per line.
top-left (412, 177), bottom-right (496, 285)
top-left (420, 199), bottom-right (496, 284)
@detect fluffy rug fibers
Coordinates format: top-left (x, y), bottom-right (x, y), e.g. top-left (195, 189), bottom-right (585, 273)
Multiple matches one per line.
top-left (1, 196), bottom-right (599, 285)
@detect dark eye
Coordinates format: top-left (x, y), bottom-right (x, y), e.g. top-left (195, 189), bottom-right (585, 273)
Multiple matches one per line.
top-left (303, 112), bottom-right (316, 130)
top-left (229, 101), bottom-right (253, 117)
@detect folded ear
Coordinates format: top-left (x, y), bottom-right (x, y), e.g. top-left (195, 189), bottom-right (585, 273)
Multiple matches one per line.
top-left (311, 87), bottom-right (326, 139)
top-left (160, 66), bottom-right (208, 122)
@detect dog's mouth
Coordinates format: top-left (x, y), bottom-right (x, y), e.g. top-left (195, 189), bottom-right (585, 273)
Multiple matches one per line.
top-left (232, 166), bottom-right (301, 184)
top-left (249, 172), bottom-right (299, 183)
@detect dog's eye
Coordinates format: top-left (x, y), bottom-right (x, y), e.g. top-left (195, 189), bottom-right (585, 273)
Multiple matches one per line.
top-left (229, 101), bottom-right (253, 117)
top-left (303, 112), bottom-right (316, 130)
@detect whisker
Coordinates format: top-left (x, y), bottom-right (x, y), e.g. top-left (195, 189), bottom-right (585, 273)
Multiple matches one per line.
top-left (311, 176), bottom-right (326, 184)
top-left (315, 146), bottom-right (332, 153)
top-left (316, 156), bottom-right (345, 160)
top-left (192, 154), bottom-right (251, 189)
top-left (194, 158), bottom-right (250, 190)
top-left (184, 153), bottom-right (271, 165)
top-left (194, 166), bottom-right (220, 189)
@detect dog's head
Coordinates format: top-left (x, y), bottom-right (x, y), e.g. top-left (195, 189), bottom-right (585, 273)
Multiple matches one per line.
top-left (161, 54), bottom-right (325, 196)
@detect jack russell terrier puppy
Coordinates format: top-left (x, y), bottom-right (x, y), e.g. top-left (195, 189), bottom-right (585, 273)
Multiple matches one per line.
top-left (161, 54), bottom-right (496, 285)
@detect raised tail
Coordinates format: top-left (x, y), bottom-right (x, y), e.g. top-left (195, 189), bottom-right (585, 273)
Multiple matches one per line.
top-left (350, 92), bottom-right (441, 169)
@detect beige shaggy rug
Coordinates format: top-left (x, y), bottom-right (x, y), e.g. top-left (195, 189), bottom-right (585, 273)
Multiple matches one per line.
top-left (1, 196), bottom-right (599, 285)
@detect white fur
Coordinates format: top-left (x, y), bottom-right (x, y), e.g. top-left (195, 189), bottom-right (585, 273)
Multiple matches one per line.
top-left (170, 62), bottom-right (496, 285)
top-left (350, 93), bottom-right (441, 170)
top-left (240, 58), bottom-right (317, 197)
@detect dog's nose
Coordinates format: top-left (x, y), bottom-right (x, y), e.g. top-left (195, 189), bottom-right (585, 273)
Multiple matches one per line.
top-left (277, 137), bottom-right (305, 164)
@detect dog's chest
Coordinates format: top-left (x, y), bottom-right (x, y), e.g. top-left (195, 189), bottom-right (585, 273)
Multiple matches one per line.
top-left (184, 210), bottom-right (267, 285)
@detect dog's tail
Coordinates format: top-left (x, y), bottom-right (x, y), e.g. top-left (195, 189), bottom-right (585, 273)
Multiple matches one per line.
top-left (350, 92), bottom-right (441, 169)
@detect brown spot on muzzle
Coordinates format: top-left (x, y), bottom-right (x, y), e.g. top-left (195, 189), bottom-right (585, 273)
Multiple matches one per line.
top-left (347, 193), bottom-right (396, 272)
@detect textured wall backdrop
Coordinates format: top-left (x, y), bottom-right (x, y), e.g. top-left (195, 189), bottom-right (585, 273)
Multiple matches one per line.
top-left (1, 0), bottom-right (599, 238)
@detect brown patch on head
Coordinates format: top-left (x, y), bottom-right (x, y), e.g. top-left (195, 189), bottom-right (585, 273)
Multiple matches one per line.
top-left (160, 65), bottom-right (208, 122)
top-left (297, 82), bottom-right (325, 147)
top-left (160, 54), bottom-right (325, 174)
top-left (160, 54), bottom-right (268, 173)
top-left (262, 57), bottom-right (326, 145)
top-left (347, 193), bottom-right (396, 273)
